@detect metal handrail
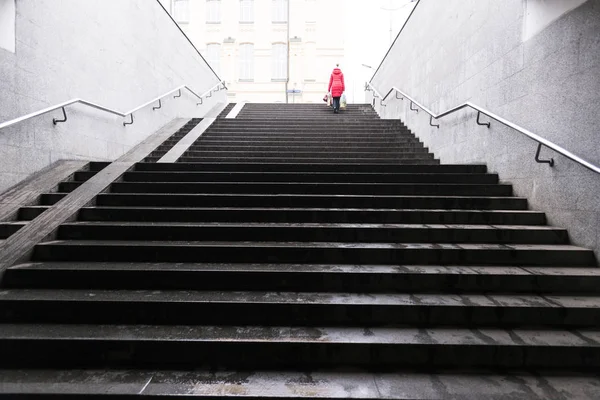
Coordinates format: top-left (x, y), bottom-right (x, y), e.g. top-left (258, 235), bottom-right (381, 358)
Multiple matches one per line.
top-left (0, 80), bottom-right (226, 130)
top-left (366, 81), bottom-right (600, 174)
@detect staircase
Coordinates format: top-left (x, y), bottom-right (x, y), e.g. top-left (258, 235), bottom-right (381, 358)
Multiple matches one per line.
top-left (1, 103), bottom-right (599, 398)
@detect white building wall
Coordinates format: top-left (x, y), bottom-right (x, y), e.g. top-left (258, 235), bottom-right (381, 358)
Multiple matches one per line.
top-left (0, 0), bottom-right (224, 193)
top-left (368, 0), bottom-right (600, 256)
top-left (163, 0), bottom-right (346, 103)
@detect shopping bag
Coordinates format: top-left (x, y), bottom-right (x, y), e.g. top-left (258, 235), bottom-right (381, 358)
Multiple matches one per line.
top-left (327, 93), bottom-right (332, 106)
top-left (322, 93), bottom-right (328, 103)
top-left (340, 93), bottom-right (347, 109)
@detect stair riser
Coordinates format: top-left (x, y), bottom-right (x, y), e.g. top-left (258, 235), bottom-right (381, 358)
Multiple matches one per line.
top-left (2, 341), bottom-right (599, 369)
top-left (181, 151), bottom-right (433, 158)
top-left (56, 225), bottom-right (568, 245)
top-left (0, 225), bottom-right (22, 239)
top-left (33, 245), bottom-right (595, 266)
top-left (5, 269), bottom-right (598, 293)
top-left (0, 302), bottom-right (596, 328)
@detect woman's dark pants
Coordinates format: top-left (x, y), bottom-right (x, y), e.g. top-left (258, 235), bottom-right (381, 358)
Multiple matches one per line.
top-left (332, 96), bottom-right (341, 112)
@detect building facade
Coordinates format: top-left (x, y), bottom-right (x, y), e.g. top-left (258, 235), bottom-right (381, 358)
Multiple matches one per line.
top-left (160, 0), bottom-right (346, 103)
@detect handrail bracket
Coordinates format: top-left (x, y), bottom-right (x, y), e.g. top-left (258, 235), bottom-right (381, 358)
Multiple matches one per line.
top-left (123, 114), bottom-right (134, 127)
top-left (410, 101), bottom-right (419, 113)
top-left (430, 116), bottom-right (439, 128)
top-left (152, 99), bottom-right (162, 111)
top-left (173, 89), bottom-right (182, 99)
top-left (52, 107), bottom-right (67, 125)
top-left (476, 111), bottom-right (490, 128)
top-left (197, 98), bottom-right (203, 106)
top-left (535, 143), bottom-right (554, 167)
top-left (396, 92), bottom-right (403, 100)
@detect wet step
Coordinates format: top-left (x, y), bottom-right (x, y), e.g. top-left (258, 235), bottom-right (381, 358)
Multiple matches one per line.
top-left (112, 171), bottom-right (499, 184)
top-left (1, 289), bottom-right (599, 327)
top-left (1, 324), bottom-right (599, 369)
top-left (60, 207), bottom-right (545, 225)
top-left (6, 262), bottom-right (600, 293)
top-left (54, 222), bottom-right (569, 244)
top-left (32, 240), bottom-right (595, 266)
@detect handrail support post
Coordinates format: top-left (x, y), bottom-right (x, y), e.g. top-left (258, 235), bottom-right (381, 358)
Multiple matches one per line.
top-left (430, 116), bottom-right (439, 128)
top-left (52, 107), bottom-right (67, 125)
top-left (123, 114), bottom-right (134, 127)
top-left (477, 111), bottom-right (490, 128)
top-left (535, 143), bottom-right (554, 167)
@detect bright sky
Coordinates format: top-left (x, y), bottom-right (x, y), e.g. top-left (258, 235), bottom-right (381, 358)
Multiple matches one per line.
top-left (343, 0), bottom-right (416, 102)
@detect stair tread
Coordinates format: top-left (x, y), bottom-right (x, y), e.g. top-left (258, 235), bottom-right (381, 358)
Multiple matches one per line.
top-left (38, 240), bottom-right (589, 251)
top-left (1, 368), bottom-right (598, 399)
top-left (1, 323), bottom-right (599, 347)
top-left (1, 289), bottom-right (599, 309)
top-left (10, 262), bottom-right (600, 276)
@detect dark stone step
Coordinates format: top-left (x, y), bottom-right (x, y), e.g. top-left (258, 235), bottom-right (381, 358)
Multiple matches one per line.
top-left (1, 324), bottom-right (599, 369)
top-left (1, 368), bottom-right (598, 399)
top-left (33, 192), bottom-right (531, 211)
top-left (72, 207), bottom-right (545, 225)
top-left (32, 240), bottom-right (595, 266)
top-left (134, 162), bottom-right (488, 173)
top-left (181, 150), bottom-right (433, 158)
top-left (114, 171), bottom-right (499, 184)
top-left (95, 181), bottom-right (512, 196)
top-left (0, 289), bottom-right (596, 327)
top-left (55, 222), bottom-right (568, 244)
top-left (175, 157), bottom-right (439, 165)
top-left (194, 139), bottom-right (424, 147)
top-left (185, 146), bottom-right (429, 153)
top-left (6, 262), bottom-right (600, 293)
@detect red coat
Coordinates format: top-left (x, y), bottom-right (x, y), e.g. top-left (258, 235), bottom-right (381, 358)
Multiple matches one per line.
top-left (328, 68), bottom-right (345, 97)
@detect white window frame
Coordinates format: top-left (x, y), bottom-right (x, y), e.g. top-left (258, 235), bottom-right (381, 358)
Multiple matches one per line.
top-left (173, 0), bottom-right (190, 23)
top-left (206, 0), bottom-right (221, 23)
top-left (272, 0), bottom-right (288, 23)
top-left (239, 43), bottom-right (254, 80)
top-left (0, 0), bottom-right (16, 53)
top-left (240, 0), bottom-right (254, 23)
top-left (271, 43), bottom-right (287, 80)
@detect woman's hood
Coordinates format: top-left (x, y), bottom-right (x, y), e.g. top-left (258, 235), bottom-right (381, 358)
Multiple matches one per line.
top-left (332, 68), bottom-right (342, 75)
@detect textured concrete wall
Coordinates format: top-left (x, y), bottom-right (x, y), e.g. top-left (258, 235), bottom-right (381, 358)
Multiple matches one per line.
top-left (0, 0), bottom-right (225, 193)
top-left (369, 0), bottom-right (600, 256)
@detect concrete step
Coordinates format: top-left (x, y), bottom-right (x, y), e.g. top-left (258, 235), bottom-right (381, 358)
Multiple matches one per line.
top-left (31, 192), bottom-right (531, 211)
top-left (133, 162), bottom-right (488, 173)
top-left (1, 368), bottom-right (598, 399)
top-left (111, 171), bottom-right (500, 184)
top-left (6, 262), bottom-right (600, 293)
top-left (0, 289), bottom-right (598, 327)
top-left (32, 240), bottom-right (595, 266)
top-left (1, 324), bottom-right (599, 369)
top-left (180, 150), bottom-right (433, 158)
top-left (100, 182), bottom-right (513, 196)
top-left (53, 222), bottom-right (568, 244)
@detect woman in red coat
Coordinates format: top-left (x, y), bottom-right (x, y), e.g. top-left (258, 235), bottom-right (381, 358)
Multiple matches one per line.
top-left (328, 64), bottom-right (345, 114)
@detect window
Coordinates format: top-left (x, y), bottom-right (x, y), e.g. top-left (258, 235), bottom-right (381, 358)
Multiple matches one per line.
top-left (272, 0), bottom-right (288, 23)
top-left (239, 43), bottom-right (254, 80)
top-left (240, 0), bottom-right (254, 23)
top-left (0, 0), bottom-right (15, 53)
top-left (272, 43), bottom-right (287, 80)
top-left (206, 0), bottom-right (221, 23)
top-left (305, 0), bottom-right (316, 23)
top-left (206, 43), bottom-right (221, 74)
top-left (173, 0), bottom-right (190, 23)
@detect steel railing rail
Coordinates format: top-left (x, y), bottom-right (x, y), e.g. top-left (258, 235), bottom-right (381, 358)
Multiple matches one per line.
top-left (366, 81), bottom-right (600, 174)
top-left (0, 81), bottom-right (226, 131)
